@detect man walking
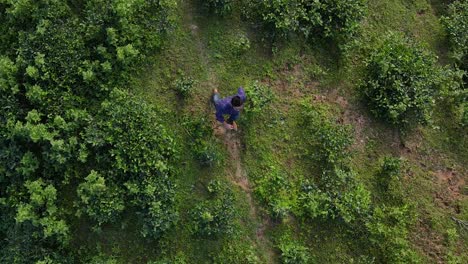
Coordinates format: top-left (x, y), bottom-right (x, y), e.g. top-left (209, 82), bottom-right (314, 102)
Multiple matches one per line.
top-left (212, 87), bottom-right (246, 130)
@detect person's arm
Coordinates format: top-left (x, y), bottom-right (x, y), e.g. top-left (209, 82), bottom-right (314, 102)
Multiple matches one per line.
top-left (216, 109), bottom-right (225, 123)
top-left (228, 111), bottom-right (239, 123)
top-left (238, 87), bottom-right (246, 102)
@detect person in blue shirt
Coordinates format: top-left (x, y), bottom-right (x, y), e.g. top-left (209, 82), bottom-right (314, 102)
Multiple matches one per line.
top-left (212, 87), bottom-right (246, 130)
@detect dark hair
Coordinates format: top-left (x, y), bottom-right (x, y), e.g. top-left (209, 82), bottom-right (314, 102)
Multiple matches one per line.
top-left (231, 96), bottom-right (242, 107)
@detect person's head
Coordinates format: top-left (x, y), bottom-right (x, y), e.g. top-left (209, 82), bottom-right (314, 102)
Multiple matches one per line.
top-left (231, 96), bottom-right (243, 111)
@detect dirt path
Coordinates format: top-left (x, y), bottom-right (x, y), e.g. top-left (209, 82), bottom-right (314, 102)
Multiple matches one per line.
top-left (184, 1), bottom-right (275, 261)
top-left (213, 124), bottom-right (275, 263)
top-left (220, 128), bottom-right (275, 261)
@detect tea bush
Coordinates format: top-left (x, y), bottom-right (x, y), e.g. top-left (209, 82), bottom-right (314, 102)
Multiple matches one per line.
top-left (438, 67), bottom-right (468, 127)
top-left (442, 0), bottom-right (468, 74)
top-left (300, 103), bottom-right (353, 169)
top-left (230, 34), bottom-right (251, 55)
top-left (243, 82), bottom-right (274, 122)
top-left (298, 168), bottom-right (371, 224)
top-left (183, 116), bottom-right (220, 167)
top-left (15, 179), bottom-right (70, 243)
top-left (361, 33), bottom-right (440, 128)
top-left (76, 170), bottom-right (125, 226)
top-left (277, 237), bottom-right (310, 264)
top-left (0, 0), bottom-right (180, 261)
top-left (442, 1), bottom-right (468, 127)
top-left (254, 166), bottom-right (294, 219)
top-left (243, 0), bottom-right (367, 40)
top-left (297, 103), bottom-right (371, 224)
top-left (212, 240), bottom-right (259, 264)
top-left (204, 0), bottom-right (233, 16)
top-left (86, 89), bottom-right (177, 179)
top-left (366, 205), bottom-right (420, 264)
top-left (124, 176), bottom-right (178, 239)
top-left (207, 179), bottom-right (223, 195)
top-left (174, 75), bottom-right (195, 98)
top-left (191, 190), bottom-right (236, 238)
top-left (377, 157), bottom-right (405, 204)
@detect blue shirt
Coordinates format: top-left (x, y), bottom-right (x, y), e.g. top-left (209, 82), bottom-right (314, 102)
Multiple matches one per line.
top-left (215, 87), bottom-right (246, 123)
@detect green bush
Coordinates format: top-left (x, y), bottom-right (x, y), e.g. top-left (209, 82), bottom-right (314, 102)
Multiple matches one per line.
top-left (183, 116), bottom-right (220, 167)
top-left (300, 104), bottom-right (352, 169)
top-left (125, 176), bottom-right (178, 239)
top-left (76, 170), bottom-right (125, 225)
top-left (244, 82), bottom-right (274, 118)
top-left (204, 0), bottom-right (233, 16)
top-left (441, 1), bottom-right (467, 128)
top-left (442, 1), bottom-right (468, 73)
top-left (298, 168), bottom-right (371, 224)
top-left (366, 205), bottom-right (420, 264)
top-left (297, 181), bottom-right (331, 219)
top-left (377, 157), bottom-right (405, 204)
top-left (243, 0), bottom-right (367, 40)
top-left (230, 34), bottom-right (251, 55)
top-left (207, 179), bottom-right (223, 195)
top-left (15, 179), bottom-right (70, 243)
top-left (277, 237), bottom-right (310, 264)
top-left (174, 75), bottom-right (195, 98)
top-left (212, 240), bottom-right (259, 264)
top-left (87, 89), bottom-right (178, 239)
top-left (361, 33), bottom-right (440, 128)
top-left (86, 89), bottom-right (177, 177)
top-left (296, 103), bottom-right (371, 224)
top-left (439, 66), bottom-right (468, 128)
top-left (191, 190), bottom-right (236, 238)
top-left (254, 166), bottom-right (294, 219)
top-left (0, 0), bottom-right (179, 261)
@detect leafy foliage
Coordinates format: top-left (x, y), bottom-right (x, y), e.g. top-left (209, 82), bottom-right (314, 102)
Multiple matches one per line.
top-left (361, 33), bottom-right (440, 128)
top-left (174, 74), bottom-right (195, 97)
top-left (254, 165), bottom-right (294, 219)
top-left (0, 179), bottom-right (72, 263)
top-left (376, 157), bottom-right (405, 204)
top-left (191, 186), bottom-right (236, 238)
top-left (243, 82), bottom-right (274, 123)
top-left (300, 103), bottom-right (352, 169)
top-left (86, 88), bottom-right (177, 177)
top-left (125, 176), bottom-right (178, 239)
top-left (442, 0), bottom-right (468, 74)
top-left (441, 1), bottom-right (468, 128)
top-left (361, 157), bottom-right (419, 263)
top-left (230, 33), bottom-right (251, 55)
top-left (212, 244), bottom-right (259, 264)
top-left (277, 236), bottom-right (310, 264)
top-left (76, 170), bottom-right (125, 226)
top-left (243, 0), bottom-right (367, 40)
top-left (439, 64), bottom-right (468, 128)
top-left (204, 0), bottom-right (233, 16)
top-left (207, 179), bottom-right (223, 195)
top-left (183, 116), bottom-right (220, 167)
top-left (86, 89), bottom-right (179, 238)
top-left (366, 205), bottom-right (420, 264)
top-left (297, 103), bottom-right (371, 224)
top-left (16, 179), bottom-right (70, 243)
top-left (298, 168), bottom-right (371, 224)
top-left (0, 0), bottom-right (178, 260)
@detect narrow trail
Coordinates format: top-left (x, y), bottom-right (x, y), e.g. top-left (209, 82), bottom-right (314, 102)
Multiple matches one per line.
top-left (183, 1), bottom-right (275, 261)
top-left (221, 130), bottom-right (275, 261)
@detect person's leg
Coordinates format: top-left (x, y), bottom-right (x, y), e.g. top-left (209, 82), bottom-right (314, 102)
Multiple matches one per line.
top-left (212, 89), bottom-right (220, 106)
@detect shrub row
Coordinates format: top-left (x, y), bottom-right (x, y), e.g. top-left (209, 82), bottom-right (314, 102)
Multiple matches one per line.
top-left (242, 0), bottom-right (367, 41)
top-left (0, 0), bottom-right (179, 262)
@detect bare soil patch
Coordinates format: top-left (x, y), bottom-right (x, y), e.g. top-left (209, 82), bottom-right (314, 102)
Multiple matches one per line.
top-left (412, 219), bottom-right (445, 264)
top-left (434, 169), bottom-right (466, 212)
